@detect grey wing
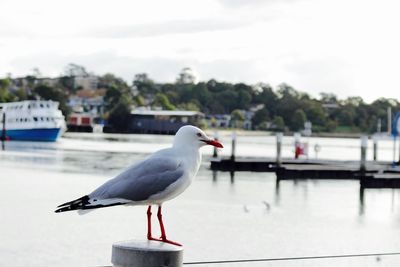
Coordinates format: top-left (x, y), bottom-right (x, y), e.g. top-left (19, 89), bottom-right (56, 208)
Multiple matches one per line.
top-left (90, 155), bottom-right (184, 202)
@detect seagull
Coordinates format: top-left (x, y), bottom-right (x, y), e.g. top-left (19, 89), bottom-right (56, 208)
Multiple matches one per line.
top-left (55, 125), bottom-right (223, 246)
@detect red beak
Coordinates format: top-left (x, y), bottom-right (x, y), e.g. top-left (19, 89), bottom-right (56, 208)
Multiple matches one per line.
top-left (205, 139), bottom-right (223, 148)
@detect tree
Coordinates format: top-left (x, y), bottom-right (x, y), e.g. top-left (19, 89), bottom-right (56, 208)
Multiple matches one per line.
top-left (252, 108), bottom-right (270, 129)
top-left (64, 63), bottom-right (89, 77)
top-left (154, 93), bottom-right (175, 110)
top-left (291, 109), bottom-right (307, 131)
top-left (325, 120), bottom-right (338, 132)
top-left (231, 109), bottom-right (244, 128)
top-left (108, 95), bottom-right (132, 132)
top-left (272, 116), bottom-right (285, 131)
top-left (303, 100), bottom-right (326, 126)
top-left (133, 73), bottom-right (157, 96)
top-left (102, 74), bottom-right (132, 113)
top-left (320, 92), bottom-right (338, 103)
top-left (15, 88), bottom-right (27, 101)
top-left (176, 67), bottom-right (197, 84)
top-left (0, 78), bottom-right (16, 102)
top-left (253, 84), bottom-right (278, 117)
top-left (34, 85), bottom-right (70, 116)
top-left (104, 86), bottom-right (123, 111)
top-left (177, 102), bottom-right (200, 111)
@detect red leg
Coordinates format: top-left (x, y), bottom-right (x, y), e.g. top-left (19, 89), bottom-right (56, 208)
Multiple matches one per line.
top-left (147, 205), bottom-right (161, 242)
top-left (147, 206), bottom-right (152, 239)
top-left (157, 205), bottom-right (182, 246)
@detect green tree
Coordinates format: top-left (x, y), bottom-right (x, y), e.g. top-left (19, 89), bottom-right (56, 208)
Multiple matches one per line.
top-left (252, 108), bottom-right (270, 129)
top-left (64, 63), bottom-right (89, 77)
top-left (104, 86), bottom-right (123, 111)
top-left (325, 120), bottom-right (338, 132)
top-left (0, 79), bottom-right (16, 102)
top-left (34, 85), bottom-right (70, 116)
top-left (253, 84), bottom-right (278, 116)
top-left (231, 109), bottom-right (244, 128)
top-left (272, 116), bottom-right (285, 131)
top-left (177, 102), bottom-right (200, 111)
top-left (108, 95), bottom-right (132, 132)
top-left (15, 88), bottom-right (27, 101)
top-left (291, 109), bottom-right (307, 131)
top-left (133, 73), bottom-right (157, 96)
top-left (154, 93), bottom-right (175, 110)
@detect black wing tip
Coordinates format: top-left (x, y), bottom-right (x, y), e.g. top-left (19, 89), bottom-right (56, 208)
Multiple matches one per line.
top-left (54, 206), bottom-right (72, 213)
top-left (55, 195), bottom-right (90, 213)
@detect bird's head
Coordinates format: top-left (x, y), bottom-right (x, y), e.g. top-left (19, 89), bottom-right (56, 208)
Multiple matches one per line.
top-left (173, 125), bottom-right (223, 149)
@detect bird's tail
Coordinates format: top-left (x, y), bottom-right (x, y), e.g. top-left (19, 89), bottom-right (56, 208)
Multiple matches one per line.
top-left (55, 195), bottom-right (127, 213)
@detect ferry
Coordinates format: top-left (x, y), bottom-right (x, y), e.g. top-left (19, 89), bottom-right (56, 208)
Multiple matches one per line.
top-left (0, 100), bottom-right (66, 141)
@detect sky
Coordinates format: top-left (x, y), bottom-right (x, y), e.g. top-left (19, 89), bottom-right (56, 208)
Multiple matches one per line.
top-left (1, 0), bottom-right (400, 103)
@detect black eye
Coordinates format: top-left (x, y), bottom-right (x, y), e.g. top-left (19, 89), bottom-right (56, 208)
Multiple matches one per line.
top-left (196, 133), bottom-right (202, 137)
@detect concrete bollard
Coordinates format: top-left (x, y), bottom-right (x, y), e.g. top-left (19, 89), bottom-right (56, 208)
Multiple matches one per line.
top-left (112, 240), bottom-right (183, 267)
top-left (360, 136), bottom-right (368, 172)
top-left (231, 131), bottom-right (237, 161)
top-left (373, 135), bottom-right (378, 161)
top-left (276, 133), bottom-right (283, 167)
top-left (213, 131), bottom-right (219, 158)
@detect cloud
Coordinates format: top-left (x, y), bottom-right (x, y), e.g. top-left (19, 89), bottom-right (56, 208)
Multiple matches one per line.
top-left (217, 0), bottom-right (300, 8)
top-left (282, 57), bottom-right (355, 98)
top-left (82, 18), bottom-right (253, 39)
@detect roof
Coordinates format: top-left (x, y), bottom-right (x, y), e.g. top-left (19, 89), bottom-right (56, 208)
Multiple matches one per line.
top-left (131, 110), bottom-right (203, 117)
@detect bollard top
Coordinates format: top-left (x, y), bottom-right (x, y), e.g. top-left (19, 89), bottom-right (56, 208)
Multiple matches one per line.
top-left (294, 132), bottom-right (301, 142)
top-left (276, 132), bottom-right (283, 142)
top-left (113, 240), bottom-right (184, 252)
top-left (361, 136), bottom-right (368, 148)
top-left (231, 131), bottom-right (237, 139)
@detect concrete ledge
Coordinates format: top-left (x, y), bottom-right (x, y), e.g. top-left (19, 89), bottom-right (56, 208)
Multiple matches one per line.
top-left (112, 240), bottom-right (183, 267)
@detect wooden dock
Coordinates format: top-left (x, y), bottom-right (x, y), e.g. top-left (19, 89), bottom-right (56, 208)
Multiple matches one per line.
top-left (210, 157), bottom-right (400, 188)
top-left (360, 173), bottom-right (400, 188)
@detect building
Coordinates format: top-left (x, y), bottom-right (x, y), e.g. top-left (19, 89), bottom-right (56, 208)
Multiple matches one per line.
top-left (128, 110), bottom-right (204, 134)
top-left (67, 113), bottom-right (100, 132)
top-left (205, 114), bottom-right (231, 128)
top-left (68, 88), bottom-right (106, 115)
top-left (74, 76), bottom-right (98, 90)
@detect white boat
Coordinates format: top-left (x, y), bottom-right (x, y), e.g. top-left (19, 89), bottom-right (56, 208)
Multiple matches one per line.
top-left (0, 100), bottom-right (66, 141)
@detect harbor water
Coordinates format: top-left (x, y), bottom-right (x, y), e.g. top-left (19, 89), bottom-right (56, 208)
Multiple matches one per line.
top-left (1, 133), bottom-right (400, 266)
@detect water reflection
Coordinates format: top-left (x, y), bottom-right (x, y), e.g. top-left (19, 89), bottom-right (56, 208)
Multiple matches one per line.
top-left (359, 186), bottom-right (365, 216)
top-left (275, 177), bottom-right (281, 205)
top-left (211, 170), bottom-right (400, 218)
top-left (2, 136), bottom-right (400, 220)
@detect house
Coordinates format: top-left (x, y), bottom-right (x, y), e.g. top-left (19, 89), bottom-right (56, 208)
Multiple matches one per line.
top-left (68, 88), bottom-right (106, 115)
top-left (128, 109), bottom-right (204, 134)
top-left (205, 114), bottom-right (231, 128)
top-left (73, 75), bottom-right (98, 90)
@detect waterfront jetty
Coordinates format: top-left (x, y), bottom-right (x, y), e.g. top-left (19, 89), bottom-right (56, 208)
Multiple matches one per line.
top-left (210, 133), bottom-right (400, 188)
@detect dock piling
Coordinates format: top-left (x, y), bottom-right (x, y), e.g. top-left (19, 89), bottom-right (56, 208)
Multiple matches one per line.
top-left (360, 136), bottom-right (368, 172)
top-left (1, 113), bottom-right (5, 150)
top-left (111, 240), bottom-right (183, 267)
top-left (231, 131), bottom-right (237, 161)
top-left (212, 131), bottom-right (219, 158)
top-left (373, 135), bottom-right (378, 161)
top-left (276, 133), bottom-right (283, 167)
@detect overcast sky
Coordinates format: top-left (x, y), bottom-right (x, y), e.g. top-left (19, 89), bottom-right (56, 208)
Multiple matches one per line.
top-left (1, 0), bottom-right (399, 102)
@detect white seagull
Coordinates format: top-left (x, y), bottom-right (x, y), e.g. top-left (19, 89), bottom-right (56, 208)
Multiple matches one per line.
top-left (55, 125), bottom-right (223, 246)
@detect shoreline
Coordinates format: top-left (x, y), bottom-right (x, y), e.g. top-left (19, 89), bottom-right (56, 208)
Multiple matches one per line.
top-left (64, 129), bottom-right (392, 139)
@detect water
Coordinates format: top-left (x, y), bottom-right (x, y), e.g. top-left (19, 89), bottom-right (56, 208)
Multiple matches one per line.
top-left (1, 133), bottom-right (400, 266)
